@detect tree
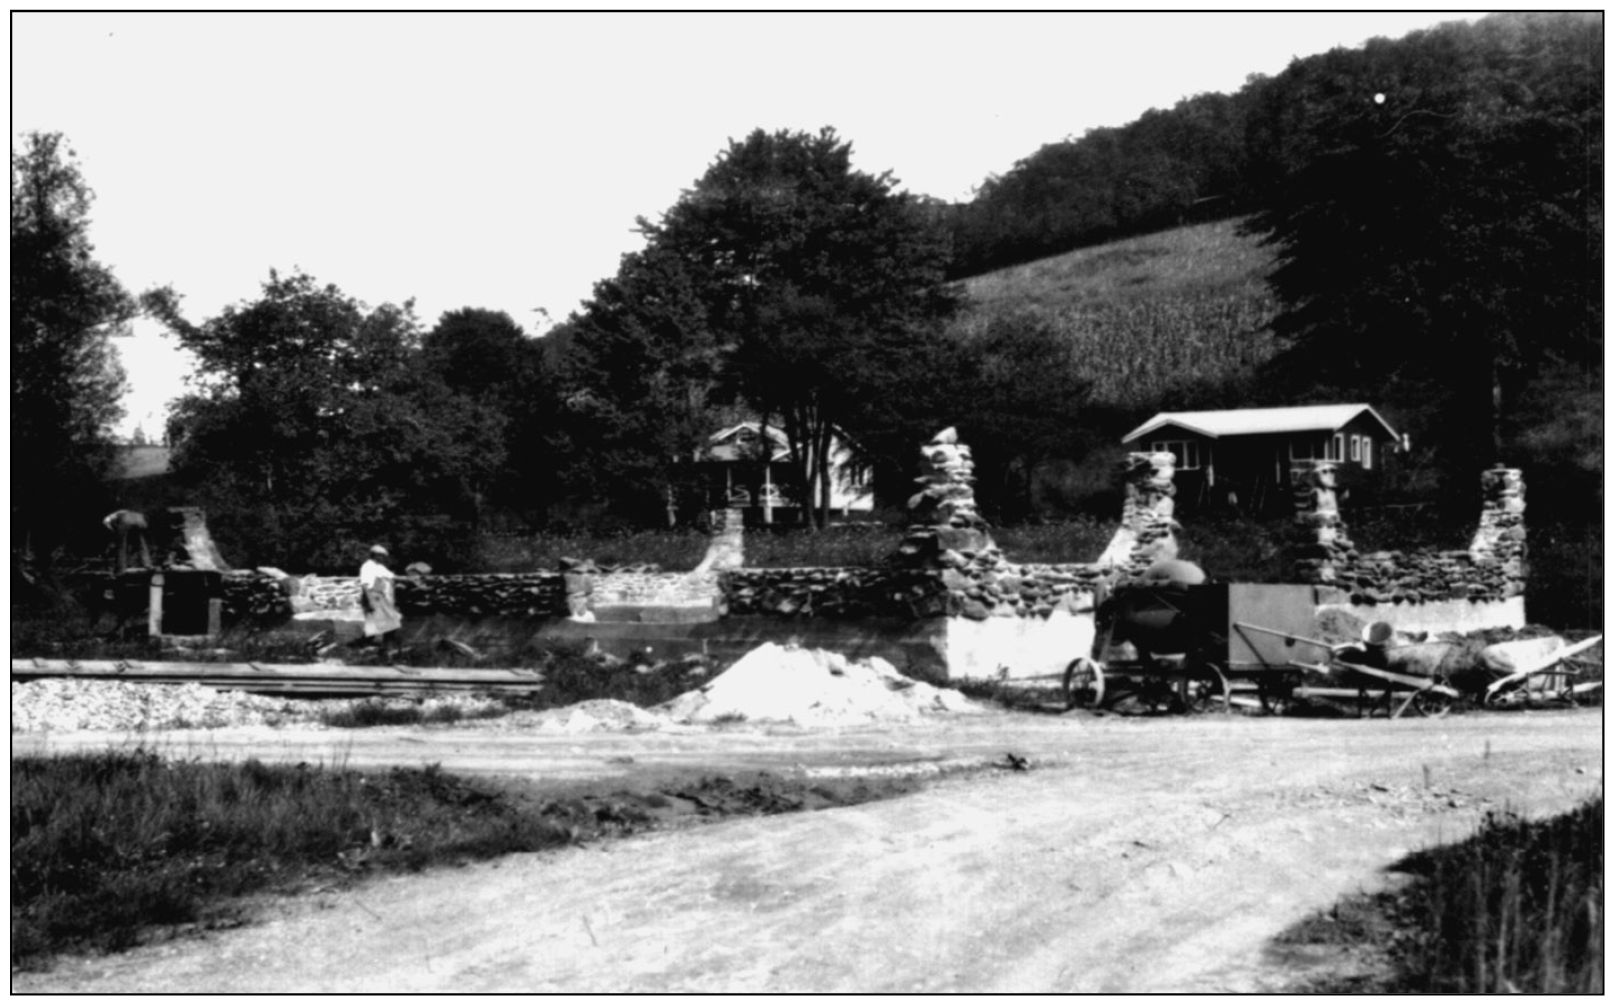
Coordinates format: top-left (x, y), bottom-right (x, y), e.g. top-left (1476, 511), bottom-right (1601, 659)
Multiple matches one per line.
top-left (149, 272), bottom-right (505, 569)
top-left (943, 310), bottom-right (1097, 520)
top-left (1246, 14), bottom-right (1601, 483)
top-left (557, 243), bottom-right (728, 526)
top-left (11, 132), bottom-right (135, 561)
top-left (422, 308), bottom-right (561, 528)
top-left (639, 126), bottom-right (962, 527)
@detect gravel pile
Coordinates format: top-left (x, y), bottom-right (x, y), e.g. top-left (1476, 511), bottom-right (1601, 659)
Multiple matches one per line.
top-left (658, 642), bottom-right (980, 726)
top-left (11, 679), bottom-right (311, 732)
top-left (483, 698), bottom-right (668, 732)
top-left (9, 680), bottom-right (513, 733)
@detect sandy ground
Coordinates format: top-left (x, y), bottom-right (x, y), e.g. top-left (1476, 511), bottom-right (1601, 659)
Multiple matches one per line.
top-left (12, 708), bottom-right (1602, 993)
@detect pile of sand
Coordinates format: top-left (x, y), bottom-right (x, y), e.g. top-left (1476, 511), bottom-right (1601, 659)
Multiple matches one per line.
top-left (496, 699), bottom-right (667, 733)
top-left (657, 643), bottom-right (979, 726)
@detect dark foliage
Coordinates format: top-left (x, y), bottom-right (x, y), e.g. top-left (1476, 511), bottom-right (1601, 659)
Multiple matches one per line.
top-left (146, 273), bottom-right (508, 572)
top-left (11, 132), bottom-right (136, 562)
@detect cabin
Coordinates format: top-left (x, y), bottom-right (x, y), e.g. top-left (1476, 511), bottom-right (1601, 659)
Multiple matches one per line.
top-left (693, 423), bottom-right (873, 524)
top-left (1120, 404), bottom-right (1402, 510)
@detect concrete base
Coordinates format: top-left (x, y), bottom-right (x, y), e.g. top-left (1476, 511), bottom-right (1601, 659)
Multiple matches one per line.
top-left (1316, 596), bottom-right (1525, 637)
top-left (938, 608), bottom-right (1095, 683)
top-left (260, 592), bottom-right (1522, 689)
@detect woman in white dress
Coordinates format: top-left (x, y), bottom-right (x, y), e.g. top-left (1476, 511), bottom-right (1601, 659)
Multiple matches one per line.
top-left (358, 544), bottom-right (402, 646)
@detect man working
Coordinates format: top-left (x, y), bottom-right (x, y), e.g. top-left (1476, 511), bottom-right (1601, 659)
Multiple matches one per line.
top-left (102, 509), bottom-right (151, 571)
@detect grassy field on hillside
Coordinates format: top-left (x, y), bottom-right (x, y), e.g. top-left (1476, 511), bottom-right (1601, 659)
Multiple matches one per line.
top-left (956, 219), bottom-right (1283, 409)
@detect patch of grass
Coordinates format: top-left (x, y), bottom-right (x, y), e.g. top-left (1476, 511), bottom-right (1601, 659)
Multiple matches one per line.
top-left (10, 753), bottom-right (620, 970)
top-left (1278, 797), bottom-right (1603, 993)
top-left (10, 753), bottom-right (934, 973)
top-left (317, 697), bottom-right (516, 729)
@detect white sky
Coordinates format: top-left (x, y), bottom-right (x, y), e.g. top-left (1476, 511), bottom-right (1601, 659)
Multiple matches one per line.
top-left (11, 11), bottom-right (1483, 439)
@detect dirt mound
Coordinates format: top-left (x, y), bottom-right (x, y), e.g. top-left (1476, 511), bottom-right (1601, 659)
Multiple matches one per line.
top-left (496, 699), bottom-right (666, 733)
top-left (658, 642), bottom-right (980, 726)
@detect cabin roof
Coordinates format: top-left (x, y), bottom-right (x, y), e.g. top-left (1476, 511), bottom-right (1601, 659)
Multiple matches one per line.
top-left (1122, 404), bottom-right (1400, 444)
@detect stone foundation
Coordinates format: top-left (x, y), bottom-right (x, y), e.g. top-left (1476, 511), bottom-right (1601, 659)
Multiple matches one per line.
top-left (184, 445), bottom-right (1537, 680)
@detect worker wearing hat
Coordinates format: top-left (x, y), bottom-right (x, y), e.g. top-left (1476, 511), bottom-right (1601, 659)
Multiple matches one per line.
top-left (358, 544), bottom-right (402, 650)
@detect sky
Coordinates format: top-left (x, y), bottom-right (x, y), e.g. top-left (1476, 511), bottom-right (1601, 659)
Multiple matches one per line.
top-left (11, 10), bottom-right (1485, 439)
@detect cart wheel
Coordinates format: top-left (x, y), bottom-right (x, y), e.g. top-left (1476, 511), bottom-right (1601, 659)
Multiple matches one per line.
top-left (1259, 676), bottom-right (1297, 716)
top-left (1413, 691), bottom-right (1452, 718)
top-left (1186, 664), bottom-right (1232, 714)
top-left (1063, 657), bottom-right (1106, 711)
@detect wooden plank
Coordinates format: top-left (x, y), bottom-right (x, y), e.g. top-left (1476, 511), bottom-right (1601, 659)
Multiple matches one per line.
top-left (14, 660), bottom-right (541, 684)
top-left (12, 659), bottom-right (546, 699)
top-left (1330, 658), bottom-right (1458, 698)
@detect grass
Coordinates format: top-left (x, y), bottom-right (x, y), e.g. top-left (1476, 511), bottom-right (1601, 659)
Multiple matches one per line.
top-left (10, 752), bottom-right (627, 970)
top-left (10, 751), bottom-right (930, 973)
top-left (316, 697), bottom-right (518, 728)
top-left (1279, 798), bottom-right (1603, 992)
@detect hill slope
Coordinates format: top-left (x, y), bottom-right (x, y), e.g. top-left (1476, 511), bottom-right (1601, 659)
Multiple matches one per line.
top-left (953, 218), bottom-right (1283, 411)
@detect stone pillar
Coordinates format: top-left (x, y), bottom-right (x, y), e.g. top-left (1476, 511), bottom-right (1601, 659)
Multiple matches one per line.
top-left (1096, 451), bottom-right (1179, 575)
top-left (1469, 465), bottom-right (1527, 597)
top-left (1288, 460), bottom-right (1355, 584)
top-left (895, 427), bottom-right (995, 565)
top-left (164, 507), bottom-right (228, 571)
top-left (692, 508), bottom-right (745, 573)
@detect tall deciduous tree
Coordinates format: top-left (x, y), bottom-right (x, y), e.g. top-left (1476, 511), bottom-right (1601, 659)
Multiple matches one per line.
top-left (149, 273), bottom-right (505, 569)
top-left (11, 132), bottom-right (134, 560)
top-left (422, 308), bottom-right (561, 528)
top-left (559, 243), bottom-right (726, 526)
top-left (641, 126), bottom-right (962, 527)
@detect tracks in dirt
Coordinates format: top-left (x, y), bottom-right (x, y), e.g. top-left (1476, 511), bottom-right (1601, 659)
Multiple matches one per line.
top-left (12, 710), bottom-right (1603, 993)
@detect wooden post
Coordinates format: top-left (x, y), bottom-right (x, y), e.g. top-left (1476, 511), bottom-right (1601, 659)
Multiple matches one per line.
top-left (148, 572), bottom-right (165, 638)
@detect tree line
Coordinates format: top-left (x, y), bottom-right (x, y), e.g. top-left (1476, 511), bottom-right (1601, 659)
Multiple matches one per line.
top-left (11, 12), bottom-right (1600, 572)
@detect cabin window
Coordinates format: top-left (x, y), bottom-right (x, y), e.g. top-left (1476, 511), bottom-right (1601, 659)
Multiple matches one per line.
top-left (1149, 439), bottom-right (1204, 470)
top-left (1288, 436), bottom-right (1336, 461)
top-left (1332, 434), bottom-right (1345, 462)
top-left (1360, 435), bottom-right (1374, 470)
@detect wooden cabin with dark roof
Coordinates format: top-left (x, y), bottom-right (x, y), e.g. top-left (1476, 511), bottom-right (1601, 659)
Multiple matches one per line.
top-left (1120, 403), bottom-right (1402, 510)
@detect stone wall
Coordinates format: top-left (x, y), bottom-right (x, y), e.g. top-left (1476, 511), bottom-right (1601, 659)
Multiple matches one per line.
top-left (219, 571), bottom-right (569, 623)
top-left (202, 443), bottom-right (1528, 634)
top-left (721, 567), bottom-right (947, 619)
top-left (1290, 462), bottom-right (1528, 608)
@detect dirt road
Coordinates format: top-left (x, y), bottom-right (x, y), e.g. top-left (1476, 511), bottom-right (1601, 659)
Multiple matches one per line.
top-left (12, 709), bottom-right (1602, 993)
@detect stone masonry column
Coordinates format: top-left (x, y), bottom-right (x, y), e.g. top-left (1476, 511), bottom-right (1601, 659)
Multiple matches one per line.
top-left (1096, 451), bottom-right (1179, 576)
top-left (1469, 464), bottom-right (1527, 598)
top-left (1288, 460), bottom-right (1355, 584)
top-left (894, 427), bottom-right (995, 565)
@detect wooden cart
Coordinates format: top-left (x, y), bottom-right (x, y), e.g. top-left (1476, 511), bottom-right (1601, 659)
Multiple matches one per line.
top-left (1063, 580), bottom-right (1462, 718)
